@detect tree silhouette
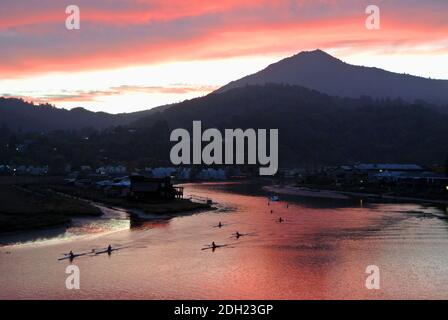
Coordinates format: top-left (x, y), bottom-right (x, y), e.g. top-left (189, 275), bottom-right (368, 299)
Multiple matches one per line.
top-left (445, 153), bottom-right (448, 177)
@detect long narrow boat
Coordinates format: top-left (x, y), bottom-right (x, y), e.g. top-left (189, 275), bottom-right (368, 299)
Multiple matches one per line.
top-left (230, 232), bottom-right (257, 239)
top-left (201, 244), bottom-right (230, 251)
top-left (94, 246), bottom-right (128, 255)
top-left (58, 251), bottom-right (91, 261)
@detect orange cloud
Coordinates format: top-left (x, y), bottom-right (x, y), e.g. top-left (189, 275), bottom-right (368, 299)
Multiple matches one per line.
top-left (1, 1), bottom-right (447, 78)
top-left (0, 0), bottom-right (269, 30)
top-left (6, 84), bottom-right (220, 104)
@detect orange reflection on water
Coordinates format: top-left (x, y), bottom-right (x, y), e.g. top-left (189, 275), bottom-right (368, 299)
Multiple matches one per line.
top-left (1, 182), bottom-right (448, 299)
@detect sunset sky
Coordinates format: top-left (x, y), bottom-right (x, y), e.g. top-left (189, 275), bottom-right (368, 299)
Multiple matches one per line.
top-left (1, 0), bottom-right (448, 113)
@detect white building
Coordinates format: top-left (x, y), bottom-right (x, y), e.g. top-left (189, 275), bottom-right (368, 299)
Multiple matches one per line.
top-left (96, 165), bottom-right (127, 175)
top-left (196, 168), bottom-right (227, 180)
top-left (146, 167), bottom-right (177, 178)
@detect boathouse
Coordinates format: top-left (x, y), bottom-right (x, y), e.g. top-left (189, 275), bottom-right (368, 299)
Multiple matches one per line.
top-left (129, 175), bottom-right (183, 201)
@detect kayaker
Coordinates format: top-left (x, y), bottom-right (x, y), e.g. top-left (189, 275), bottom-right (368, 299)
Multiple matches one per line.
top-left (218, 222), bottom-right (222, 228)
top-left (212, 241), bottom-right (216, 249)
top-left (107, 245), bottom-right (112, 253)
top-left (278, 217), bottom-right (284, 223)
top-left (69, 250), bottom-right (74, 259)
top-left (235, 231), bottom-right (241, 238)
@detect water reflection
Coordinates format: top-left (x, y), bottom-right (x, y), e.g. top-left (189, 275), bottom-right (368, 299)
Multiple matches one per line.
top-left (0, 226), bottom-right (67, 246)
top-left (1, 181), bottom-right (448, 299)
top-left (0, 205), bottom-right (130, 246)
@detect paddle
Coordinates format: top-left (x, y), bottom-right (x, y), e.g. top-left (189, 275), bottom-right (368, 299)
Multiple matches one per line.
top-left (201, 244), bottom-right (230, 251)
top-left (94, 245), bottom-right (133, 255)
top-left (58, 251), bottom-right (92, 261)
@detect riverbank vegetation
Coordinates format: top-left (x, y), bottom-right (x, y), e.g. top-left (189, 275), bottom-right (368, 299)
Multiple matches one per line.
top-left (0, 184), bottom-right (102, 233)
top-left (291, 182), bottom-right (448, 204)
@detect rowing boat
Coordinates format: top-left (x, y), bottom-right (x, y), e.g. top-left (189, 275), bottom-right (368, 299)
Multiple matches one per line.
top-left (231, 232), bottom-right (254, 236)
top-left (201, 244), bottom-right (230, 250)
top-left (58, 251), bottom-right (91, 261)
top-left (95, 248), bottom-right (119, 255)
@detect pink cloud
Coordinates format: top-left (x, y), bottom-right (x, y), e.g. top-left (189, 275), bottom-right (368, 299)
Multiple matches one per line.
top-left (1, 0), bottom-right (447, 78)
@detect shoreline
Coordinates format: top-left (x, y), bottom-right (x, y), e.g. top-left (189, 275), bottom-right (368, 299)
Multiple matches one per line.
top-left (0, 185), bottom-right (102, 234)
top-left (86, 197), bottom-right (216, 224)
top-left (46, 185), bottom-right (213, 216)
top-left (0, 183), bottom-right (213, 235)
top-left (264, 184), bottom-right (448, 205)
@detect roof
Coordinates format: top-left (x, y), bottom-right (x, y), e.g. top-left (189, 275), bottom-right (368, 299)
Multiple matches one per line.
top-left (130, 175), bottom-right (171, 183)
top-left (355, 164), bottom-right (424, 171)
top-left (375, 171), bottom-right (448, 180)
top-left (132, 182), bottom-right (159, 192)
top-left (97, 180), bottom-right (130, 187)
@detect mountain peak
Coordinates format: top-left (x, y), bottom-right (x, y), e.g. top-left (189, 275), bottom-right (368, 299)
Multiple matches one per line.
top-left (216, 49), bottom-right (448, 105)
top-left (298, 49), bottom-right (332, 57)
top-left (287, 49), bottom-right (342, 64)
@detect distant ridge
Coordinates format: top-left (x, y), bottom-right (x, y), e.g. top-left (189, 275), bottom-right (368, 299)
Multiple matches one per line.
top-left (132, 83), bottom-right (448, 166)
top-left (217, 49), bottom-right (448, 106)
top-left (0, 97), bottom-right (171, 131)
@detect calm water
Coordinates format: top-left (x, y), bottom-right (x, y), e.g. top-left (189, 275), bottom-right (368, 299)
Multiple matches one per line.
top-left (1, 181), bottom-right (448, 299)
